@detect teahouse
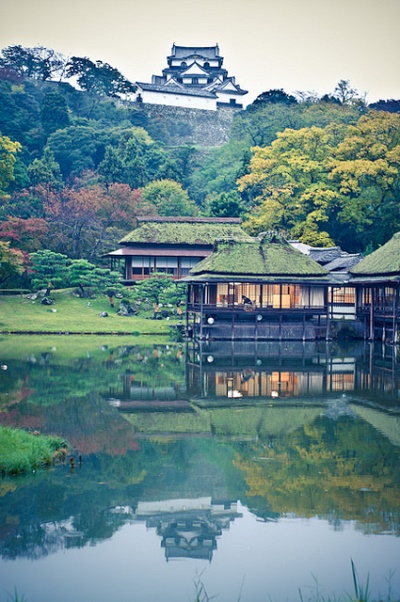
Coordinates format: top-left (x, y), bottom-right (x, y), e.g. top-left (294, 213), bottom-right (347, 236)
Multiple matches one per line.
top-left (182, 232), bottom-right (333, 340)
top-left (106, 216), bottom-right (249, 284)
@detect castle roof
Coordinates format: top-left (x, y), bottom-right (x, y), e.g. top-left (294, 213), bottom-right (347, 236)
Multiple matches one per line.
top-left (136, 82), bottom-right (217, 99)
top-left (169, 45), bottom-right (220, 60)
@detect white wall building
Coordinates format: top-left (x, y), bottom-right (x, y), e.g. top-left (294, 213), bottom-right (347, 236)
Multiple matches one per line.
top-left (135, 44), bottom-right (247, 111)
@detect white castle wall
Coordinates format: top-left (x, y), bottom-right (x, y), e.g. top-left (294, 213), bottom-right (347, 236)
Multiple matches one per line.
top-left (137, 89), bottom-right (217, 111)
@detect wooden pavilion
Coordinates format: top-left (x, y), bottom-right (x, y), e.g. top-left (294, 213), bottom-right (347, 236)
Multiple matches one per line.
top-left (350, 232), bottom-right (400, 342)
top-left (182, 232), bottom-right (333, 341)
top-left (106, 216), bottom-right (249, 284)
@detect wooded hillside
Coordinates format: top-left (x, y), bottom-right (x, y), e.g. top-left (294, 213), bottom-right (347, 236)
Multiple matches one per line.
top-left (1, 44), bottom-right (400, 289)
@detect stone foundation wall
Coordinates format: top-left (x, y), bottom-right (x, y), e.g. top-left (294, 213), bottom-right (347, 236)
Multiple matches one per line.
top-left (137, 103), bottom-right (236, 146)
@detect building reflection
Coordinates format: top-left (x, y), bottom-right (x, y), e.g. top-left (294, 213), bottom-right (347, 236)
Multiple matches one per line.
top-left (105, 340), bottom-right (400, 412)
top-left (185, 340), bottom-right (400, 409)
top-left (133, 497), bottom-right (241, 561)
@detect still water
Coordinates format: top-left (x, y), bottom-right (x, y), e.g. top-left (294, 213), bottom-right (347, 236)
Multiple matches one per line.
top-left (0, 336), bottom-right (399, 602)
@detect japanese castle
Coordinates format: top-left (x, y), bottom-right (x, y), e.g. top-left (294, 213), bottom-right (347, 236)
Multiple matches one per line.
top-left (134, 44), bottom-right (248, 111)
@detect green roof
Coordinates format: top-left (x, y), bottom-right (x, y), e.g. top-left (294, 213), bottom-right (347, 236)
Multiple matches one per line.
top-left (188, 232), bottom-right (329, 279)
top-left (351, 232), bottom-right (400, 276)
top-left (120, 217), bottom-right (249, 246)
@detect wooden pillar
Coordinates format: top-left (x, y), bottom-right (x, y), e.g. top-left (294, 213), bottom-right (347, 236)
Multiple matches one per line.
top-left (199, 284), bottom-right (204, 340)
top-left (393, 286), bottom-right (399, 345)
top-left (186, 284), bottom-right (190, 337)
top-left (370, 287), bottom-right (375, 341)
top-left (325, 287), bottom-right (332, 341)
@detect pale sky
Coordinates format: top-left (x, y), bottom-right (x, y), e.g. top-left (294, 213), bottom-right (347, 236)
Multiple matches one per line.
top-left (1, 0), bottom-right (399, 105)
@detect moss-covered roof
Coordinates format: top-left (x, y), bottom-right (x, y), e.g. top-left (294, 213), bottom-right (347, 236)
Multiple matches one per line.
top-left (120, 217), bottom-right (249, 246)
top-left (351, 232), bottom-right (400, 276)
top-left (188, 232), bottom-right (329, 279)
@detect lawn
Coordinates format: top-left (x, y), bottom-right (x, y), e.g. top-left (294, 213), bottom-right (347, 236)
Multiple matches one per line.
top-left (0, 291), bottom-right (178, 335)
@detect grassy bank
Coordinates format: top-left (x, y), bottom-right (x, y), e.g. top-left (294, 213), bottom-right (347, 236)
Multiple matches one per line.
top-left (0, 426), bottom-right (68, 475)
top-left (0, 291), bottom-right (177, 335)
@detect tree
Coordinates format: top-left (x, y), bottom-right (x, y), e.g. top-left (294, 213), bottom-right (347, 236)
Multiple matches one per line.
top-left (0, 134), bottom-right (21, 195)
top-left (328, 111), bottom-right (400, 249)
top-left (130, 274), bottom-right (176, 306)
top-left (251, 89), bottom-right (298, 107)
top-left (369, 99), bottom-right (400, 113)
top-left (0, 45), bottom-right (66, 81)
top-left (67, 259), bottom-right (122, 296)
top-left (46, 125), bottom-right (108, 179)
top-left (27, 147), bottom-right (63, 201)
top-left (98, 145), bottom-right (123, 188)
top-left (0, 240), bottom-right (24, 286)
top-left (66, 57), bottom-right (136, 99)
top-left (29, 249), bottom-right (70, 292)
top-left (44, 186), bottom-right (104, 259)
top-left (205, 191), bottom-right (245, 217)
top-left (333, 80), bottom-right (358, 105)
top-left (40, 92), bottom-right (70, 135)
top-left (0, 217), bottom-right (48, 252)
top-left (237, 112), bottom-right (400, 251)
top-left (238, 126), bottom-right (338, 242)
top-left (141, 179), bottom-right (198, 217)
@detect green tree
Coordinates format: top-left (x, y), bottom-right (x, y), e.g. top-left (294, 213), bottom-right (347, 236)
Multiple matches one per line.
top-left (238, 111), bottom-right (400, 251)
top-left (66, 57), bottom-right (136, 99)
top-left (0, 240), bottom-right (24, 286)
top-left (0, 134), bottom-right (21, 195)
top-left (40, 92), bottom-right (70, 136)
top-left (205, 191), bottom-right (245, 217)
top-left (47, 125), bottom-right (110, 179)
top-left (251, 88), bottom-right (298, 107)
top-left (27, 147), bottom-right (63, 199)
top-left (328, 111), bottom-right (400, 249)
top-left (29, 249), bottom-right (70, 292)
top-left (97, 145), bottom-right (123, 188)
top-left (238, 126), bottom-right (338, 243)
top-left (0, 45), bottom-right (66, 81)
top-left (141, 179), bottom-right (198, 216)
top-left (130, 274), bottom-right (176, 306)
top-left (67, 259), bottom-right (122, 297)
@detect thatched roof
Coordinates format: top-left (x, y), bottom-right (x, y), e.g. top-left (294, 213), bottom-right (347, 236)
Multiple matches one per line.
top-left (351, 232), bottom-right (400, 276)
top-left (187, 232), bottom-right (329, 281)
top-left (119, 217), bottom-right (249, 246)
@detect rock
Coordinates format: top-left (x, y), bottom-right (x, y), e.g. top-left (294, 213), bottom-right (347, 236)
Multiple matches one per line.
top-left (99, 311), bottom-right (108, 318)
top-left (41, 297), bottom-right (54, 305)
top-left (117, 302), bottom-right (137, 316)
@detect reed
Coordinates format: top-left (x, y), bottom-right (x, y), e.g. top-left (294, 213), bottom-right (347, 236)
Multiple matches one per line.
top-left (0, 427), bottom-right (68, 475)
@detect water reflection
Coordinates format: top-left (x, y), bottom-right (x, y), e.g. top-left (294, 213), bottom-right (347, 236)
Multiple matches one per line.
top-left (0, 337), bottom-right (400, 601)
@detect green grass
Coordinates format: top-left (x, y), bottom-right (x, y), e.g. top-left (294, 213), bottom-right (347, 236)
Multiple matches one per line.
top-left (0, 426), bottom-right (68, 475)
top-left (0, 290), bottom-right (176, 335)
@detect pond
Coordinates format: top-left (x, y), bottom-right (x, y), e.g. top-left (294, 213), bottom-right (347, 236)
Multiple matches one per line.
top-left (0, 336), bottom-right (400, 602)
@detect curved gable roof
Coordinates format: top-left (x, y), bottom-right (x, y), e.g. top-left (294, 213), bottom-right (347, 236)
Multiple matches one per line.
top-left (351, 232), bottom-right (400, 276)
top-left (119, 217), bottom-right (249, 246)
top-left (189, 232), bottom-right (329, 280)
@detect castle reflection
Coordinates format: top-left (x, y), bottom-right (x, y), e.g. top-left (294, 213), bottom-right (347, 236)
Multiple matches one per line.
top-left (133, 498), bottom-right (241, 561)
